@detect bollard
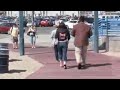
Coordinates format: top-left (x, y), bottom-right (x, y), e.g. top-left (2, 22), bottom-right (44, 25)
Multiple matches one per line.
top-left (105, 36), bottom-right (109, 52)
top-left (0, 43), bottom-right (9, 73)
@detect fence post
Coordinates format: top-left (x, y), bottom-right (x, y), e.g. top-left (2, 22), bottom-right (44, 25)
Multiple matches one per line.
top-left (106, 17), bottom-right (109, 52)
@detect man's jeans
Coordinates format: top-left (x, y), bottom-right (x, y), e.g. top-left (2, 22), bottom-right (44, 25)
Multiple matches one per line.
top-left (58, 42), bottom-right (68, 61)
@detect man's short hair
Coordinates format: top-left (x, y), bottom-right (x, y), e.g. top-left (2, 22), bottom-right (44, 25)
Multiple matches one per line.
top-left (78, 16), bottom-right (85, 22)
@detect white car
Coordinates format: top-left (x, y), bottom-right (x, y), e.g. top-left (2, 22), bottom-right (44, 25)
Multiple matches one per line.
top-left (27, 22), bottom-right (32, 27)
top-left (65, 20), bottom-right (78, 29)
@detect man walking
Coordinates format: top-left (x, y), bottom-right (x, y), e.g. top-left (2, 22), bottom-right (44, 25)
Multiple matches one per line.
top-left (71, 16), bottom-right (92, 69)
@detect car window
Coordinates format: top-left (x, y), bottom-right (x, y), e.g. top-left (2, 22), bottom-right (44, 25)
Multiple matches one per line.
top-left (69, 21), bottom-right (77, 23)
top-left (115, 16), bottom-right (118, 18)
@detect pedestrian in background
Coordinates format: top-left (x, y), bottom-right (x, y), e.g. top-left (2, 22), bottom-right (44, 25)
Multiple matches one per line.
top-left (51, 24), bottom-right (59, 62)
top-left (10, 24), bottom-right (19, 49)
top-left (27, 25), bottom-right (37, 48)
top-left (55, 22), bottom-right (70, 69)
top-left (71, 16), bottom-right (92, 69)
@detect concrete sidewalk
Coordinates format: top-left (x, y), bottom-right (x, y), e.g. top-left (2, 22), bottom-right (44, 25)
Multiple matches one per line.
top-left (0, 51), bottom-right (43, 79)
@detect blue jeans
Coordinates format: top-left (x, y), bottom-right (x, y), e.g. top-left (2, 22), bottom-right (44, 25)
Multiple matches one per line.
top-left (54, 45), bottom-right (59, 61)
top-left (30, 36), bottom-right (36, 45)
top-left (58, 42), bottom-right (68, 61)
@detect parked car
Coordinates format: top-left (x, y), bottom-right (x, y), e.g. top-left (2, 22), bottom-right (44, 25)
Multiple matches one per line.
top-left (26, 19), bottom-right (32, 27)
top-left (0, 22), bottom-right (17, 34)
top-left (65, 18), bottom-right (93, 29)
top-left (65, 20), bottom-right (78, 29)
top-left (59, 18), bottom-right (68, 23)
top-left (40, 18), bottom-right (54, 27)
top-left (40, 19), bottom-right (49, 27)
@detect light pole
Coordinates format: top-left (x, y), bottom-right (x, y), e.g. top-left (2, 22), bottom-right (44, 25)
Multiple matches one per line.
top-left (43, 11), bottom-right (45, 17)
top-left (60, 11), bottom-right (62, 16)
top-left (19, 11), bottom-right (25, 56)
top-left (78, 11), bottom-right (80, 17)
top-left (11, 11), bottom-right (12, 17)
top-left (62, 11), bottom-right (64, 16)
top-left (32, 11), bottom-right (34, 23)
top-left (93, 11), bottom-right (99, 53)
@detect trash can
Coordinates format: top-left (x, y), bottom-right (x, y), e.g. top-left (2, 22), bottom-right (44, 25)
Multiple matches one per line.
top-left (0, 43), bottom-right (9, 73)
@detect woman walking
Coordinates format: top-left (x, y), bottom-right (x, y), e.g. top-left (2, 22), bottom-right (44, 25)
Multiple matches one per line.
top-left (55, 22), bottom-right (70, 69)
top-left (27, 25), bottom-right (37, 48)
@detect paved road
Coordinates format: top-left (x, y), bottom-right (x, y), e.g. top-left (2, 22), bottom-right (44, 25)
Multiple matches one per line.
top-left (25, 27), bottom-right (56, 35)
top-left (0, 34), bottom-right (10, 39)
top-left (8, 43), bottom-right (120, 79)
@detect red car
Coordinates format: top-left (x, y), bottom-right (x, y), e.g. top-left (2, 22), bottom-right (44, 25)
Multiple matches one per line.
top-left (40, 19), bottom-right (49, 27)
top-left (0, 23), bottom-right (16, 34)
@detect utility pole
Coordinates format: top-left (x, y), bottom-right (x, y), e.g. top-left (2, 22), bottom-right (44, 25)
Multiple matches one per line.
top-left (60, 11), bottom-right (62, 16)
top-left (43, 11), bottom-right (45, 17)
top-left (19, 11), bottom-right (25, 56)
top-left (62, 11), bottom-right (64, 16)
top-left (78, 11), bottom-right (80, 17)
top-left (11, 11), bottom-right (12, 16)
top-left (32, 11), bottom-right (34, 23)
top-left (93, 11), bottom-right (99, 53)
top-left (46, 11), bottom-right (48, 16)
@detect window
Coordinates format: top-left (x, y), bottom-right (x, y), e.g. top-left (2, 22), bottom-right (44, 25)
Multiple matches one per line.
top-left (102, 16), bottom-right (105, 18)
top-left (85, 18), bottom-right (94, 23)
top-left (109, 16), bottom-right (113, 19)
top-left (115, 16), bottom-right (118, 18)
top-left (70, 21), bottom-right (77, 23)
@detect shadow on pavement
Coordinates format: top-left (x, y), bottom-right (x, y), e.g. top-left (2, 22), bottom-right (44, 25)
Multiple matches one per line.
top-left (9, 59), bottom-right (22, 62)
top-left (67, 59), bottom-right (76, 61)
top-left (67, 63), bottom-right (112, 69)
top-left (25, 52), bottom-right (54, 55)
top-left (25, 46), bottom-right (49, 48)
top-left (8, 69), bottom-right (26, 73)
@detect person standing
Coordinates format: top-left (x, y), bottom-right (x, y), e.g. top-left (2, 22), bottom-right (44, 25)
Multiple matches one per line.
top-left (27, 25), bottom-right (37, 48)
top-left (55, 22), bottom-right (70, 69)
top-left (71, 16), bottom-right (92, 69)
top-left (10, 24), bottom-right (19, 49)
top-left (51, 25), bottom-right (59, 62)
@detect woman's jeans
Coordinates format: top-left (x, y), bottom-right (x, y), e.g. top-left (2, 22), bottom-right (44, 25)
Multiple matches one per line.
top-left (30, 36), bottom-right (36, 45)
top-left (58, 42), bottom-right (68, 61)
top-left (54, 45), bottom-right (59, 61)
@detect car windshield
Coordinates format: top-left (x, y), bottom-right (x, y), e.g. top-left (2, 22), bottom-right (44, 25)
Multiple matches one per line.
top-left (69, 21), bottom-right (77, 23)
top-left (85, 18), bottom-right (94, 23)
top-left (0, 23), bottom-right (16, 27)
top-left (60, 19), bottom-right (67, 22)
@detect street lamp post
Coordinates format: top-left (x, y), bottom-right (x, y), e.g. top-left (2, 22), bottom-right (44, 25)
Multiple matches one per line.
top-left (60, 11), bottom-right (61, 16)
top-left (11, 11), bottom-right (12, 17)
top-left (93, 11), bottom-right (99, 53)
top-left (32, 11), bottom-right (34, 23)
top-left (19, 11), bottom-right (25, 56)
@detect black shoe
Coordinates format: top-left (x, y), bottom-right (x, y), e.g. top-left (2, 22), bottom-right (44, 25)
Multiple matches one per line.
top-left (81, 65), bottom-right (86, 69)
top-left (56, 59), bottom-right (59, 62)
top-left (78, 63), bottom-right (82, 69)
top-left (63, 65), bottom-right (67, 69)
